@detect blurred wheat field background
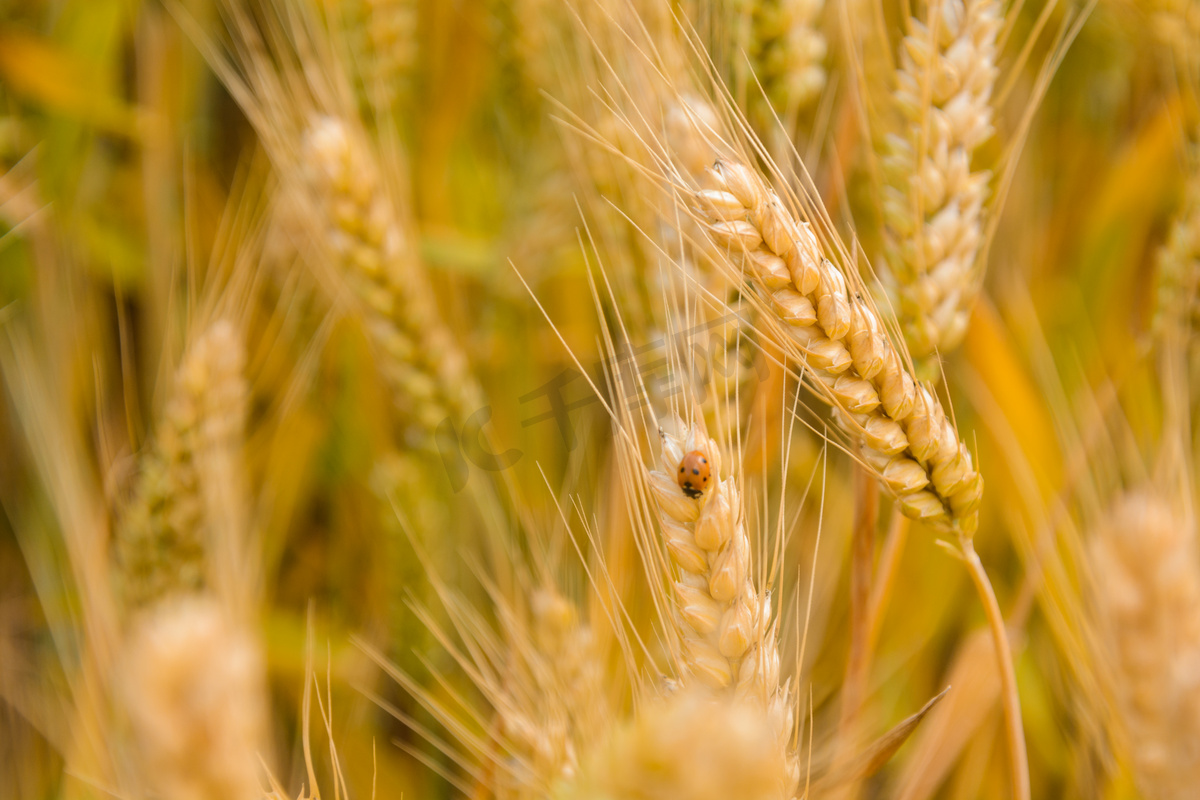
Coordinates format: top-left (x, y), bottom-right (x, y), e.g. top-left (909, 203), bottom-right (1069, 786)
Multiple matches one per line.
top-left (1, 0), bottom-right (1198, 798)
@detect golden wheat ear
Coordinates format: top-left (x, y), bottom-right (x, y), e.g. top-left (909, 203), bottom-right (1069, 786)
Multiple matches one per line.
top-left (300, 115), bottom-right (482, 438)
top-left (117, 319), bottom-right (250, 610)
top-left (734, 0), bottom-right (828, 123)
top-left (1088, 491), bottom-right (1200, 797)
top-left (121, 596), bottom-right (269, 800)
top-left (645, 414), bottom-right (798, 792)
top-left (877, 0), bottom-right (1002, 368)
top-left (1152, 150), bottom-right (1200, 347)
top-left (571, 688), bottom-right (794, 800)
top-left (689, 156), bottom-right (982, 538)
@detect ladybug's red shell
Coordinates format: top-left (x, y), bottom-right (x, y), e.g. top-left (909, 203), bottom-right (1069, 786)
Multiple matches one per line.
top-left (677, 450), bottom-right (712, 498)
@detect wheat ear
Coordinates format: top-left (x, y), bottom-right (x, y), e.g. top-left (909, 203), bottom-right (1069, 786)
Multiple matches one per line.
top-left (646, 417), bottom-right (797, 790)
top-left (355, 0), bottom-right (418, 107)
top-left (1153, 154), bottom-right (1200, 344)
top-left (498, 587), bottom-right (604, 795)
top-left (881, 0), bottom-right (1001, 365)
top-left (1089, 492), bottom-right (1200, 798)
top-left (118, 320), bottom-right (248, 608)
top-left (122, 596), bottom-right (268, 800)
top-left (693, 158), bottom-right (983, 537)
top-left (573, 689), bottom-right (792, 800)
top-left (302, 116), bottom-right (482, 437)
top-left (739, 0), bottom-right (827, 114)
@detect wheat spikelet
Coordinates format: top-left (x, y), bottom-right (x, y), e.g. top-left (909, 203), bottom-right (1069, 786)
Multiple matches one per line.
top-left (692, 158), bottom-right (983, 536)
top-left (121, 596), bottom-right (268, 800)
top-left (302, 115), bottom-right (482, 438)
top-left (1153, 156), bottom-right (1200, 342)
top-left (1088, 491), bottom-right (1200, 799)
top-left (572, 688), bottom-right (792, 800)
top-left (736, 0), bottom-right (827, 114)
top-left (880, 0), bottom-right (1001, 365)
top-left (117, 320), bottom-right (249, 608)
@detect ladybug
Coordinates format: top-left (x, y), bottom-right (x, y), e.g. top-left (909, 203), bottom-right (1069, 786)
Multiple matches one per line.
top-left (677, 450), bottom-right (712, 498)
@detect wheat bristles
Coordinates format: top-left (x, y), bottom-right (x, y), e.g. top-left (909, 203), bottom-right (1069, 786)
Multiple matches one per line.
top-left (1088, 491), bottom-right (1200, 799)
top-left (122, 596), bottom-right (268, 800)
top-left (693, 158), bottom-right (982, 536)
top-left (302, 115), bottom-right (482, 437)
top-left (881, 0), bottom-right (1001, 365)
top-left (118, 320), bottom-right (249, 608)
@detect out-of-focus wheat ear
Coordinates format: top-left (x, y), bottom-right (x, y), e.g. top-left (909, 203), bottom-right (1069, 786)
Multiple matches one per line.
top-left (1088, 491), bottom-right (1200, 798)
top-left (572, 688), bottom-right (793, 800)
top-left (1152, 157), bottom-right (1200, 347)
top-left (300, 115), bottom-right (483, 441)
top-left (121, 596), bottom-right (269, 800)
top-left (498, 587), bottom-right (605, 795)
top-left (646, 415), bottom-right (797, 791)
top-left (880, 0), bottom-right (1001, 371)
top-left (355, 0), bottom-right (418, 109)
top-left (1147, 1), bottom-right (1200, 71)
top-left (737, 0), bottom-right (827, 117)
top-left (117, 320), bottom-right (250, 610)
top-left (693, 157), bottom-right (982, 538)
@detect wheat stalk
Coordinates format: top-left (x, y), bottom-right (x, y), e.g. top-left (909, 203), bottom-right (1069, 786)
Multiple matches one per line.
top-left (880, 0), bottom-right (1001, 366)
top-left (692, 157), bottom-right (983, 537)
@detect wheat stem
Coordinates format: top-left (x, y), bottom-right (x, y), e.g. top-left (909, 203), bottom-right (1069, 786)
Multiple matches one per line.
top-left (958, 535), bottom-right (1029, 800)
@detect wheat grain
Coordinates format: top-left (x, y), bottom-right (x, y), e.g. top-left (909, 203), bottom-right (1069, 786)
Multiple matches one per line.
top-left (692, 157), bottom-right (983, 536)
top-left (880, 0), bottom-right (1001, 366)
